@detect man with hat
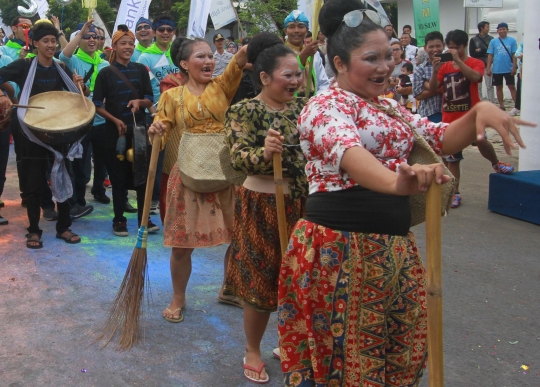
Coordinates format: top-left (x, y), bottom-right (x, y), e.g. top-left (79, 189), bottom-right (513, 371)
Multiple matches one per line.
top-left (486, 22), bottom-right (518, 111)
top-left (93, 25), bottom-right (157, 236)
top-left (132, 17), bottom-right (154, 63)
top-left (60, 19), bottom-right (110, 218)
top-left (137, 15), bottom-right (179, 215)
top-left (283, 10), bottom-right (329, 96)
top-left (212, 33), bottom-right (233, 77)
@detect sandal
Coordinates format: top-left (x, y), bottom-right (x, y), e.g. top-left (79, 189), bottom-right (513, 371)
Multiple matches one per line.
top-left (56, 230), bottom-right (81, 244)
top-left (243, 357), bottom-right (269, 384)
top-left (26, 233), bottom-right (43, 249)
top-left (217, 296), bottom-right (245, 309)
top-left (162, 307), bottom-right (184, 323)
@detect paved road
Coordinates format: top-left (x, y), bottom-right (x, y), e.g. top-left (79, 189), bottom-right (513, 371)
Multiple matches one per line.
top-left (0, 142), bottom-right (538, 387)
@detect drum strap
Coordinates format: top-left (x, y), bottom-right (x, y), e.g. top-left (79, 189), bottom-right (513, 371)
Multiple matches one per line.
top-left (16, 58), bottom-right (84, 203)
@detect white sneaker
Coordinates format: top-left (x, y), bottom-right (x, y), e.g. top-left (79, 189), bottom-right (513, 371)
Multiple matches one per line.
top-left (149, 200), bottom-right (160, 215)
top-left (508, 108), bottom-right (520, 116)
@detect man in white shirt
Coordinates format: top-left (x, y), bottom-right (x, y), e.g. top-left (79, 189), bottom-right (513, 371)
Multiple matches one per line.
top-left (212, 33), bottom-right (233, 77)
top-left (401, 33), bottom-right (418, 64)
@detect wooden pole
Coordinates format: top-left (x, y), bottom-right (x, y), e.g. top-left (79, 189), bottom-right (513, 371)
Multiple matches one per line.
top-left (229, 0), bottom-right (246, 39)
top-left (273, 153), bottom-right (288, 256)
top-left (425, 182), bottom-right (444, 387)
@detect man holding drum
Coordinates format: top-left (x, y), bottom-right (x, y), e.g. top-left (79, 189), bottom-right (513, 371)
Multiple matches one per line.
top-left (60, 20), bottom-right (110, 218)
top-left (0, 22), bottom-right (89, 248)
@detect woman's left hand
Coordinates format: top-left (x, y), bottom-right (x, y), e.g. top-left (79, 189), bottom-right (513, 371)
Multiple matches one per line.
top-left (474, 101), bottom-right (534, 155)
top-left (395, 162), bottom-right (451, 196)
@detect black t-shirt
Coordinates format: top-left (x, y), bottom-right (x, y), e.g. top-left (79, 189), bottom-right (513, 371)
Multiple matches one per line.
top-left (92, 61), bottom-right (153, 147)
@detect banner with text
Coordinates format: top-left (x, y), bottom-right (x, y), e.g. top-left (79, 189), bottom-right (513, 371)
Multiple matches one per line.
top-left (187, 0), bottom-right (212, 37)
top-left (412, 0), bottom-right (440, 47)
top-left (113, 0), bottom-right (152, 35)
top-left (210, 0), bottom-right (236, 30)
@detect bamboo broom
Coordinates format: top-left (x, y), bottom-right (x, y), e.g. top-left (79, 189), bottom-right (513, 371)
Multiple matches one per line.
top-left (425, 182), bottom-right (444, 386)
top-left (97, 133), bottom-right (162, 350)
top-left (273, 152), bottom-right (288, 256)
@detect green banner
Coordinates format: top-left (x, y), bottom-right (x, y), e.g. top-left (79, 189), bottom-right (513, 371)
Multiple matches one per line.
top-left (412, 0), bottom-right (440, 47)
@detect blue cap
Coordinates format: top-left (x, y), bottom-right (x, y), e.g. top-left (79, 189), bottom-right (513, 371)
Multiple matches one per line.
top-left (76, 22), bottom-right (96, 33)
top-left (497, 22), bottom-right (508, 29)
top-left (136, 17), bottom-right (151, 29)
top-left (284, 10), bottom-right (309, 28)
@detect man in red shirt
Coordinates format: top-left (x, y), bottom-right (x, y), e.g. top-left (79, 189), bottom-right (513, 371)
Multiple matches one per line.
top-left (429, 29), bottom-right (514, 208)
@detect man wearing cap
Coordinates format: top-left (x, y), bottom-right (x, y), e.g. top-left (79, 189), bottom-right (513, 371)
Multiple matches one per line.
top-left (93, 25), bottom-right (158, 237)
top-left (470, 21), bottom-right (495, 103)
top-left (60, 19), bottom-right (110, 218)
top-left (283, 10), bottom-right (329, 96)
top-left (212, 33), bottom-right (233, 78)
top-left (486, 22), bottom-right (518, 111)
top-left (137, 15), bottom-right (179, 215)
top-left (132, 17), bottom-right (154, 63)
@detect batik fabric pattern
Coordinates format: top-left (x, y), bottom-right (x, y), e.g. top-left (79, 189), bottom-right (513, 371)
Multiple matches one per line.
top-left (278, 222), bottom-right (428, 386)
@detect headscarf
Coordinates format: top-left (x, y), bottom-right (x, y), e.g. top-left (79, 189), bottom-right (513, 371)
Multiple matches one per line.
top-left (109, 26), bottom-right (135, 64)
top-left (227, 41), bottom-right (238, 54)
top-left (284, 10), bottom-right (310, 28)
top-left (152, 18), bottom-right (176, 31)
top-left (136, 17), bottom-right (152, 29)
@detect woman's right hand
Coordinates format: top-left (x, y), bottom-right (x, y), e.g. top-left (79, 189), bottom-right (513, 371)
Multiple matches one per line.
top-left (395, 162), bottom-right (451, 196)
top-left (263, 128), bottom-right (284, 162)
top-left (148, 120), bottom-right (166, 143)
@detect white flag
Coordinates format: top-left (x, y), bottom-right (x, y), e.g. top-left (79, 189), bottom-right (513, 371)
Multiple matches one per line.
top-left (113, 0), bottom-right (152, 35)
top-left (92, 10), bottom-right (112, 48)
top-left (35, 0), bottom-right (49, 19)
top-left (364, 0), bottom-right (391, 26)
top-left (209, 0), bottom-right (237, 30)
top-left (187, 0), bottom-right (213, 38)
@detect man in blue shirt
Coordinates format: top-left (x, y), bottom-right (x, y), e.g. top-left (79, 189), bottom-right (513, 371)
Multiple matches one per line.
top-left (486, 22), bottom-right (518, 111)
top-left (137, 16), bottom-right (179, 215)
top-left (60, 19), bottom-right (110, 218)
top-left (131, 17), bottom-right (154, 63)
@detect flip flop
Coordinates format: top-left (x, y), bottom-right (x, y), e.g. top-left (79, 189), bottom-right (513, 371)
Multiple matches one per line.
top-left (216, 296), bottom-right (245, 309)
top-left (243, 357), bottom-right (269, 384)
top-left (56, 230), bottom-right (81, 244)
top-left (163, 307), bottom-right (184, 323)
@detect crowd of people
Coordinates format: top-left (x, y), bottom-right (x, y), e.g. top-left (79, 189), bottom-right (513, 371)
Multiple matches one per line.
top-left (0, 0), bottom-right (532, 385)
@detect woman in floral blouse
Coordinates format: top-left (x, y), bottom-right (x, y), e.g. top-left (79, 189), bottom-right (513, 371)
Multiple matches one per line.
top-left (223, 32), bottom-right (308, 384)
top-left (277, 1), bottom-right (531, 386)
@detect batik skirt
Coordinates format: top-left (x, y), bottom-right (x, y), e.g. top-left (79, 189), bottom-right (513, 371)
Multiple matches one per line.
top-left (277, 220), bottom-right (428, 386)
top-left (163, 162), bottom-right (234, 248)
top-left (223, 186), bottom-right (304, 312)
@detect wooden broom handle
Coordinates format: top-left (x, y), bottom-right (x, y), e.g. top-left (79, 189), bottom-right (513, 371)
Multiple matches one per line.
top-left (140, 134), bottom-right (162, 228)
top-left (273, 152), bottom-right (288, 256)
top-left (426, 182), bottom-right (444, 387)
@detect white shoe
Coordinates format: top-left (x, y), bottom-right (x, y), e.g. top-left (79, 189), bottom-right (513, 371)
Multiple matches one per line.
top-left (508, 108), bottom-right (520, 116)
top-left (149, 200), bottom-right (160, 215)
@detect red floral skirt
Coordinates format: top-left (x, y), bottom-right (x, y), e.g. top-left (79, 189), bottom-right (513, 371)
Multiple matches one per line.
top-left (277, 220), bottom-right (428, 386)
top-left (163, 163), bottom-right (234, 248)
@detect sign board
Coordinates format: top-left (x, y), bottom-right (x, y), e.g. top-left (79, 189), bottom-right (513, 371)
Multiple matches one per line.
top-left (413, 0), bottom-right (440, 47)
top-left (464, 0), bottom-right (503, 7)
top-left (210, 0), bottom-right (237, 30)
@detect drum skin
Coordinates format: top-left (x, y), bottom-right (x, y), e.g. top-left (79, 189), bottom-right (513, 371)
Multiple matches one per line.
top-left (23, 91), bottom-right (96, 145)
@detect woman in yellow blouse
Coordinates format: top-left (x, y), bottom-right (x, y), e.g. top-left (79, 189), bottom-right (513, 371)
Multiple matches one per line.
top-left (149, 38), bottom-right (248, 323)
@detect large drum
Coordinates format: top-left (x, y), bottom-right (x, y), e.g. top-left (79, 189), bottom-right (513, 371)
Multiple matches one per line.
top-left (23, 91), bottom-right (95, 145)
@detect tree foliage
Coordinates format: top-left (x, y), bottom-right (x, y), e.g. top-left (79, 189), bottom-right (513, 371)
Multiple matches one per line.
top-left (238, 0), bottom-right (297, 37)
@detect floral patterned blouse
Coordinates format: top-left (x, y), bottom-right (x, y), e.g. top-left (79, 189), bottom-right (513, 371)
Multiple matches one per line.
top-left (225, 97), bottom-right (309, 199)
top-left (298, 85), bottom-right (448, 194)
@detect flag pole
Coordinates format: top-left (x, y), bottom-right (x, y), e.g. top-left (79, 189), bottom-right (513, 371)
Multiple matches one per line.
top-left (229, 0), bottom-right (246, 39)
top-left (305, 0), bottom-right (323, 97)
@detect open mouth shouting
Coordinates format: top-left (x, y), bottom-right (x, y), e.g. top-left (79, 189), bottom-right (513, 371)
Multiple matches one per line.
top-left (368, 77), bottom-right (386, 85)
top-left (202, 66), bottom-right (213, 76)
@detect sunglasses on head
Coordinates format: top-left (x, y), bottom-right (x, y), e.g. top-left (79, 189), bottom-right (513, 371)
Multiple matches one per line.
top-left (338, 9), bottom-right (386, 32)
top-left (82, 34), bottom-right (98, 40)
top-left (16, 23), bottom-right (32, 29)
top-left (136, 24), bottom-right (151, 32)
top-left (157, 27), bottom-right (174, 33)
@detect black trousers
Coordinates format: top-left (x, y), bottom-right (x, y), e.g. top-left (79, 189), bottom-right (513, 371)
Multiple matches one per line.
top-left (0, 126), bottom-right (10, 197)
top-left (11, 116), bottom-right (55, 209)
top-left (515, 75), bottom-right (522, 110)
top-left (103, 147), bottom-right (146, 224)
top-left (18, 135), bottom-right (71, 236)
top-left (69, 124), bottom-right (107, 206)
